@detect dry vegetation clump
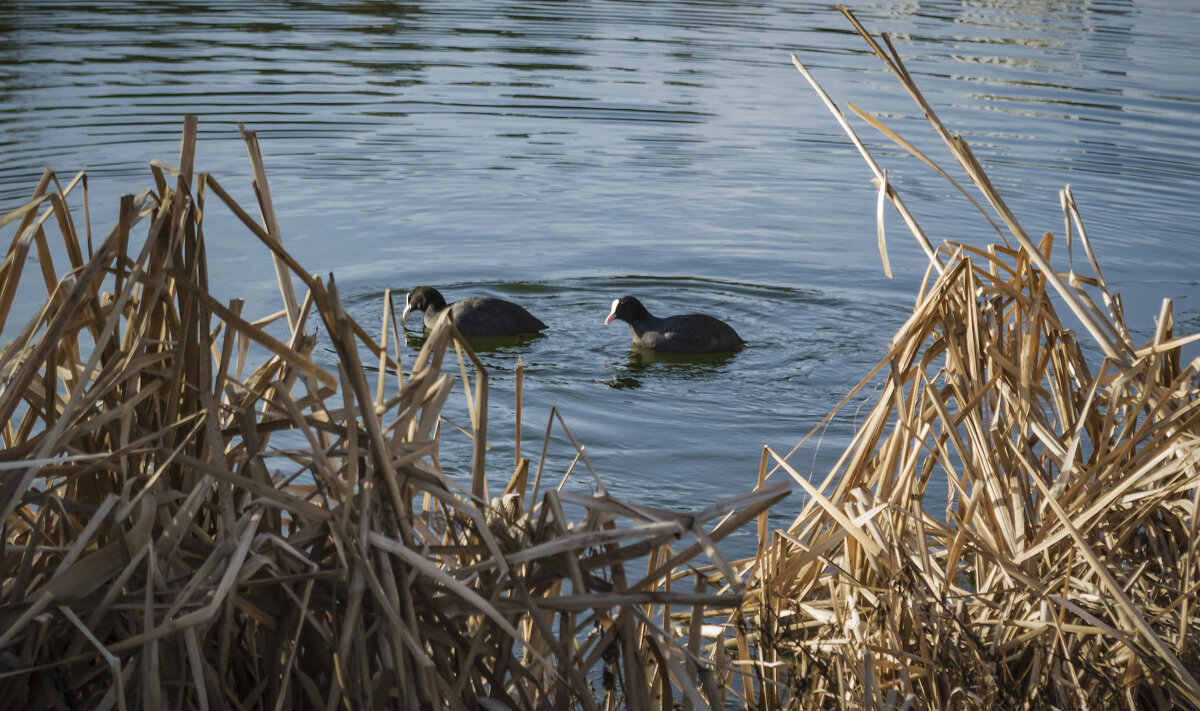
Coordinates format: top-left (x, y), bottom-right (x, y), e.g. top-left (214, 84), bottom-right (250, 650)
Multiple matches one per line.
top-left (5, 7), bottom-right (1198, 710)
top-left (0, 118), bottom-right (787, 710)
top-left (734, 7), bottom-right (1200, 710)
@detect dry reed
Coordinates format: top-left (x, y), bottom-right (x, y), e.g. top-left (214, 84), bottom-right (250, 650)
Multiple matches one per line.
top-left (7, 8), bottom-right (1195, 708)
top-left (0, 118), bottom-right (787, 709)
top-left (734, 7), bottom-right (1200, 710)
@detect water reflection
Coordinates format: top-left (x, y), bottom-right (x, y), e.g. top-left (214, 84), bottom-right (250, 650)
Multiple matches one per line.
top-left (625, 346), bottom-right (740, 371)
top-left (401, 326), bottom-right (547, 354)
top-left (605, 346), bottom-right (739, 390)
top-left (2, 0), bottom-right (1199, 534)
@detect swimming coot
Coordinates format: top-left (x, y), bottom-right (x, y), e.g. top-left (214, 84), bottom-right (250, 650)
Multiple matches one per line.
top-left (402, 286), bottom-right (547, 337)
top-left (604, 295), bottom-right (744, 354)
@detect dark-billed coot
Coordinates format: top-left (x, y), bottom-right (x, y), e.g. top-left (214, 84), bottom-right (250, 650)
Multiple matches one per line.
top-left (604, 295), bottom-right (744, 354)
top-left (401, 286), bottom-right (547, 337)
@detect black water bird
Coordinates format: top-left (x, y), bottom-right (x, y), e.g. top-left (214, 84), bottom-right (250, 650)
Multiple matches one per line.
top-left (401, 286), bottom-right (547, 337)
top-left (604, 295), bottom-right (743, 354)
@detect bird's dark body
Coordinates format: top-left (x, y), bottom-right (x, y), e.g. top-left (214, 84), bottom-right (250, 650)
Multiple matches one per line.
top-left (607, 296), bottom-right (743, 354)
top-left (404, 286), bottom-right (547, 337)
top-left (623, 313), bottom-right (743, 354)
top-left (433, 297), bottom-right (547, 337)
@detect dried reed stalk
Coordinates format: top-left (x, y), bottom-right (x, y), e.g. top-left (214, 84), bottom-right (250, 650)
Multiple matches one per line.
top-left (735, 7), bottom-right (1200, 710)
top-left (0, 119), bottom-right (786, 710)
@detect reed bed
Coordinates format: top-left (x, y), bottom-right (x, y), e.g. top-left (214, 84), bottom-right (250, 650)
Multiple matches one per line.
top-left (736, 7), bottom-right (1200, 710)
top-left (0, 119), bottom-right (788, 709)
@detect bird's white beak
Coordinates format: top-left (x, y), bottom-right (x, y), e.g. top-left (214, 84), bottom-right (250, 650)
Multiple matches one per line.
top-left (400, 292), bottom-right (412, 323)
top-left (604, 298), bottom-right (618, 325)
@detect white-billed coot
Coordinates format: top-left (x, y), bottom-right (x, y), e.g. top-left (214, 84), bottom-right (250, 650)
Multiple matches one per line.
top-left (604, 295), bottom-right (743, 354)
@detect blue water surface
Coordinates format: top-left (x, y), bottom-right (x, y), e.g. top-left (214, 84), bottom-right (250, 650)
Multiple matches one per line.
top-left (2, 0), bottom-right (1198, 556)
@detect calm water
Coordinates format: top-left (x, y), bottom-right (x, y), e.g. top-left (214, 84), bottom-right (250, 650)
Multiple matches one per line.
top-left (2, 1), bottom-right (1199, 554)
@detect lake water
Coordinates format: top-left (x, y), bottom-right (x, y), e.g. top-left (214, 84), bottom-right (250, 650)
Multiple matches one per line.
top-left (2, 0), bottom-right (1198, 555)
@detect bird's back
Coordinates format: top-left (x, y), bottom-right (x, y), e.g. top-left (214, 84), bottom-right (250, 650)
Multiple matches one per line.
top-left (449, 297), bottom-right (547, 336)
top-left (630, 313), bottom-right (743, 354)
